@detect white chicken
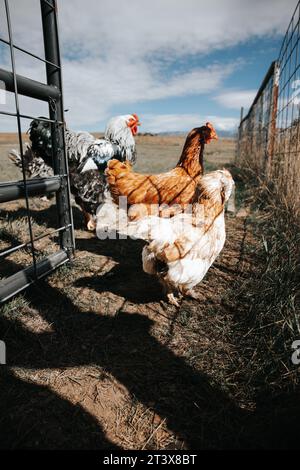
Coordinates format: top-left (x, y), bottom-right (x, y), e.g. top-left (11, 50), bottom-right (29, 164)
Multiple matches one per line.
top-left (136, 170), bottom-right (234, 306)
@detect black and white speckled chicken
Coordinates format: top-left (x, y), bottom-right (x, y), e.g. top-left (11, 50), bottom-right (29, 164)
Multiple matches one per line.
top-left (9, 114), bottom-right (140, 230)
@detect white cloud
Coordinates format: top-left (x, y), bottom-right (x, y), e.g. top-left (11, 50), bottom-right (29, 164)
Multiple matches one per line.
top-left (215, 90), bottom-right (257, 110)
top-left (0, 0), bottom-right (296, 130)
top-left (7, 0), bottom-right (294, 59)
top-left (59, 0), bottom-right (294, 60)
top-left (0, 52), bottom-right (236, 129)
top-left (61, 60), bottom-right (237, 128)
top-left (142, 114), bottom-right (239, 133)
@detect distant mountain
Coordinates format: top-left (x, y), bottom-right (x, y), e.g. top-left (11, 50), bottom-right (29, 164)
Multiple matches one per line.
top-left (215, 130), bottom-right (238, 138)
top-left (142, 129), bottom-right (237, 138)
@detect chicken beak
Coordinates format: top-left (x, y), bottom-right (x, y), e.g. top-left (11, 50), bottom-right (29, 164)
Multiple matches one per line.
top-left (128, 115), bottom-right (141, 135)
top-left (211, 129), bottom-right (218, 141)
top-left (133, 114), bottom-right (141, 128)
top-left (205, 122), bottom-right (218, 143)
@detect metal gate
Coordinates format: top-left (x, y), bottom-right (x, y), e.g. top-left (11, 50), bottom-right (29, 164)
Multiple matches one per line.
top-left (0, 0), bottom-right (75, 302)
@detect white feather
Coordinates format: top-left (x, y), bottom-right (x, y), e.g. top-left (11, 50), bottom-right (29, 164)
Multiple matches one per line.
top-left (140, 170), bottom-right (234, 294)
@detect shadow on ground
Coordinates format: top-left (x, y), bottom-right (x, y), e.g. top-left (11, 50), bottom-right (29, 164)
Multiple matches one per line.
top-left (0, 261), bottom-right (245, 449)
top-left (1, 256), bottom-right (300, 449)
top-left (0, 369), bottom-right (119, 450)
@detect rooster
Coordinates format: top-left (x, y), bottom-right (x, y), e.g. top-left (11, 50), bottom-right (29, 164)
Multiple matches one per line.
top-left (136, 170), bottom-right (234, 306)
top-left (105, 123), bottom-right (217, 221)
top-left (9, 114), bottom-right (140, 230)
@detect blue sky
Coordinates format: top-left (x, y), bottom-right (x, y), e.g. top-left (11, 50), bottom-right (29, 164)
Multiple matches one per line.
top-left (110, 36), bottom-right (284, 129)
top-left (0, 0), bottom-right (298, 133)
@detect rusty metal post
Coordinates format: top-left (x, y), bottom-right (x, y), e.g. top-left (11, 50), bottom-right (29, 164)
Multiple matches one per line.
top-left (266, 62), bottom-right (280, 179)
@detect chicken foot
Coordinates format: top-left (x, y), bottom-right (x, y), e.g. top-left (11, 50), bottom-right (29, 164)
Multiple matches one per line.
top-left (82, 209), bottom-right (96, 231)
top-left (167, 293), bottom-right (181, 307)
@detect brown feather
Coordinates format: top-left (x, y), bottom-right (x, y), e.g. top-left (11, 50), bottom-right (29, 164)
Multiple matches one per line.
top-left (105, 123), bottom-right (217, 217)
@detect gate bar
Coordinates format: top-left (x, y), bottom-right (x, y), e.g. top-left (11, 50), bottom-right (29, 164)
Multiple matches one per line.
top-left (0, 176), bottom-right (61, 203)
top-left (0, 250), bottom-right (69, 303)
top-left (0, 68), bottom-right (60, 102)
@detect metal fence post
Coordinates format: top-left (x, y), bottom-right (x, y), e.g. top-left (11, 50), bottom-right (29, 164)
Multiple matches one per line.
top-left (266, 61), bottom-right (280, 179)
top-left (40, 0), bottom-right (75, 255)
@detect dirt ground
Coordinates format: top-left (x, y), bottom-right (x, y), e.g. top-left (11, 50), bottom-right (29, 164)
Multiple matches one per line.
top-left (0, 136), bottom-right (298, 449)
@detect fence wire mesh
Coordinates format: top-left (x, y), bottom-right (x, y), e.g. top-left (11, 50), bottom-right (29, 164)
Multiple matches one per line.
top-left (237, 1), bottom-right (300, 217)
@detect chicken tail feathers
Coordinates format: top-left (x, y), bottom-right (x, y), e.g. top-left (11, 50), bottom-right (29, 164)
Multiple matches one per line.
top-left (8, 144), bottom-right (54, 179)
top-left (8, 148), bottom-right (23, 168)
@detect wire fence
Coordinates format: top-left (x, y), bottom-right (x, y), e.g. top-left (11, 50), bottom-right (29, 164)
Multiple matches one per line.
top-left (237, 1), bottom-right (300, 218)
top-left (0, 0), bottom-right (75, 302)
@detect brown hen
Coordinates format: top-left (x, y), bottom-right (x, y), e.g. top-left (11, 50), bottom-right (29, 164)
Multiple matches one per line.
top-left (105, 123), bottom-right (218, 220)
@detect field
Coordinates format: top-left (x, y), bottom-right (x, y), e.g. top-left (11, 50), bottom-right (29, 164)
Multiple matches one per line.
top-left (0, 135), bottom-right (299, 449)
top-left (0, 132), bottom-right (234, 179)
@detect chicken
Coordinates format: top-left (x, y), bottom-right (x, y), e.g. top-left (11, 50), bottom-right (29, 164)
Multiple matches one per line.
top-left (136, 170), bottom-right (234, 306)
top-left (9, 114), bottom-right (140, 230)
top-left (105, 123), bottom-right (217, 221)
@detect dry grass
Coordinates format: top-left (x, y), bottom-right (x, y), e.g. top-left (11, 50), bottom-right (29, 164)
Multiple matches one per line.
top-left (229, 167), bottom-right (300, 385)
